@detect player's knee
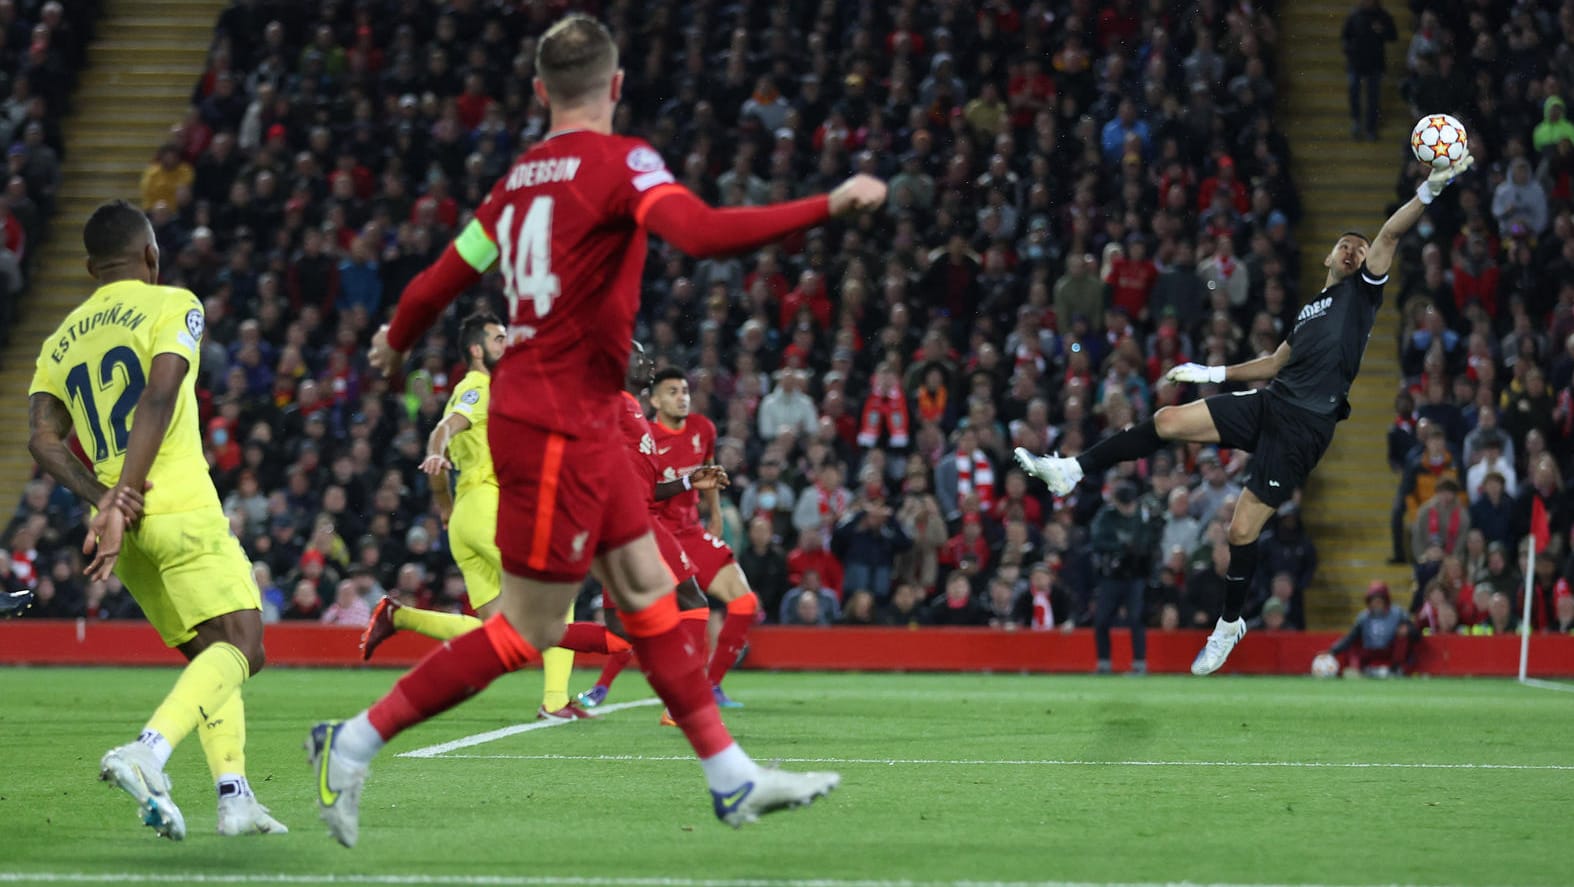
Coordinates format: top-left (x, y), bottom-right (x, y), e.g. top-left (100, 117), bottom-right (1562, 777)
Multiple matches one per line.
top-left (243, 642), bottom-right (266, 676)
top-left (1225, 521), bottom-right (1260, 547)
top-left (1153, 406), bottom-right (1182, 439)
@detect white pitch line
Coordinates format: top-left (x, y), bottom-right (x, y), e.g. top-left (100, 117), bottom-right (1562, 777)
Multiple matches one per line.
top-left (1518, 677), bottom-right (1574, 694)
top-left (421, 753), bottom-right (1574, 772)
top-left (0, 874), bottom-right (1477, 887)
top-left (396, 698), bottom-right (661, 759)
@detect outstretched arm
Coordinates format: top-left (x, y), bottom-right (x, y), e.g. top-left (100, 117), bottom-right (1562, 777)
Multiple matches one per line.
top-left (640, 175), bottom-right (886, 258)
top-left (1167, 341), bottom-right (1291, 385)
top-left (1369, 154), bottom-right (1476, 277)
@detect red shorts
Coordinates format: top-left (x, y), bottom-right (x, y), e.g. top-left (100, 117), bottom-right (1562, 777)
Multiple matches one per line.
top-left (668, 524), bottom-right (737, 590)
top-left (653, 521), bottom-right (698, 584)
top-left (491, 412), bottom-right (649, 583)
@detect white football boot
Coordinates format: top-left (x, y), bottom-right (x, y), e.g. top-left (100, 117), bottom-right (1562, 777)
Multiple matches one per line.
top-left (99, 742), bottom-right (186, 840)
top-left (1191, 617), bottom-right (1247, 675)
top-left (1013, 448), bottom-right (1084, 496)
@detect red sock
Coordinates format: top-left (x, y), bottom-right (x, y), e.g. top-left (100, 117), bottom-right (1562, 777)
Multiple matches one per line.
top-left (596, 649), bottom-right (633, 689)
top-left (680, 607), bottom-right (709, 661)
top-left (623, 594), bottom-right (733, 758)
top-left (558, 621), bottom-right (630, 654)
top-left (367, 614), bottom-right (539, 740)
top-left (707, 592), bottom-right (757, 686)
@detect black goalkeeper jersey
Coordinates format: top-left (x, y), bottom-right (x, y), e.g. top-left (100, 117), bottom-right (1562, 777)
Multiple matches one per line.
top-left (1268, 263), bottom-right (1386, 418)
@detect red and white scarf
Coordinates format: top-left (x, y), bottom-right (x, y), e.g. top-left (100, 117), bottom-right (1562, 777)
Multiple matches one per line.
top-left (1031, 587), bottom-right (1054, 629)
top-left (815, 483), bottom-right (851, 540)
top-left (857, 384), bottom-right (911, 448)
top-left (956, 450), bottom-right (995, 509)
top-left (1427, 503), bottom-right (1462, 553)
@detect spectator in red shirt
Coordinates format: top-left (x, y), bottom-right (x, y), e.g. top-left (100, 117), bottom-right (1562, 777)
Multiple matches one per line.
top-left (1197, 155), bottom-right (1249, 214)
top-left (779, 269), bottom-right (832, 331)
top-left (1106, 238), bottom-right (1158, 321)
top-left (990, 470), bottom-right (1043, 526)
top-left (787, 529), bottom-right (845, 596)
top-left (1007, 57), bottom-right (1054, 130)
top-left (940, 512), bottom-right (992, 573)
top-left (455, 72), bottom-right (494, 131)
top-left (1452, 234), bottom-right (1500, 317)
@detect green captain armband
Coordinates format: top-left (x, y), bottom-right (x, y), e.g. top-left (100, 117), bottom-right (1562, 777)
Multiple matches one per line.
top-left (455, 220), bottom-right (500, 273)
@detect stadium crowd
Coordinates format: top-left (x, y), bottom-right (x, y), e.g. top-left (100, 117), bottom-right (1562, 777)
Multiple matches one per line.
top-left (9, 0), bottom-right (1344, 638)
top-left (0, 0), bottom-right (97, 351)
top-left (1387, 0), bottom-right (1574, 638)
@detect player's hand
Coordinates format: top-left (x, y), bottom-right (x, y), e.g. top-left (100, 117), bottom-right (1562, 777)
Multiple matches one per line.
top-left (689, 465), bottom-right (729, 492)
top-left (1419, 153), bottom-right (1474, 202)
top-left (369, 325), bottom-right (406, 378)
top-left (110, 481), bottom-right (152, 525)
top-left (829, 174), bottom-right (888, 216)
top-left (1165, 362), bottom-right (1226, 384)
top-left (420, 454), bottom-right (452, 476)
top-left (83, 504), bottom-right (126, 583)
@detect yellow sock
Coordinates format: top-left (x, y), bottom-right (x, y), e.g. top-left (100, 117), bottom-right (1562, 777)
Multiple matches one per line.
top-left (392, 607), bottom-right (481, 640)
top-left (539, 605), bottom-right (576, 710)
top-left (198, 690), bottom-right (246, 784)
top-left (145, 642), bottom-right (249, 751)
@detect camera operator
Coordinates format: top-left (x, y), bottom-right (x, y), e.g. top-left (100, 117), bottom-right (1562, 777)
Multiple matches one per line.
top-left (1091, 481), bottom-right (1161, 674)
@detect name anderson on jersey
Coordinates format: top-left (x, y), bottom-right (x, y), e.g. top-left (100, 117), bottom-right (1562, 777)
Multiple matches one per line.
top-left (48, 303), bottom-right (150, 363)
top-left (505, 157), bottom-right (582, 189)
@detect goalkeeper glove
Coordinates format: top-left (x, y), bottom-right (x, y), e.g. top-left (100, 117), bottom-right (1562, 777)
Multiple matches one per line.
top-left (1165, 362), bottom-right (1226, 384)
top-left (1417, 153), bottom-right (1474, 205)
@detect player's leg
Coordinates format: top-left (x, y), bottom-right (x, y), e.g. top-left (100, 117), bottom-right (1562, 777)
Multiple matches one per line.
top-left (1124, 578), bottom-right (1148, 674)
top-left (309, 423), bottom-right (605, 846)
top-left (363, 491), bottom-right (497, 659)
top-left (585, 521), bottom-right (704, 709)
top-left (701, 558), bottom-right (757, 707)
top-left (597, 532), bottom-right (840, 825)
top-left (579, 595), bottom-right (634, 708)
top-left (1191, 488), bottom-right (1276, 675)
top-left (100, 518), bottom-right (264, 841)
top-left (1091, 578), bottom-right (1119, 674)
top-left (1016, 398), bottom-right (1225, 495)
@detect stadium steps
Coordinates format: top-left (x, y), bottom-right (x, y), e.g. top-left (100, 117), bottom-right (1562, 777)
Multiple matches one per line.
top-left (1279, 0), bottom-right (1414, 628)
top-left (0, 0), bottom-right (223, 510)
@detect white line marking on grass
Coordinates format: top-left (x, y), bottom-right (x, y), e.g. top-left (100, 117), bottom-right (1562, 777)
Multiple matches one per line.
top-left (422, 753), bottom-right (1574, 772)
top-left (1518, 677), bottom-right (1574, 694)
top-left (0, 874), bottom-right (1478, 887)
top-left (396, 698), bottom-right (660, 759)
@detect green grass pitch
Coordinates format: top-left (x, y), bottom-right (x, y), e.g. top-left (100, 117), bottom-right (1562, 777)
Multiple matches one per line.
top-left (0, 667), bottom-right (1569, 887)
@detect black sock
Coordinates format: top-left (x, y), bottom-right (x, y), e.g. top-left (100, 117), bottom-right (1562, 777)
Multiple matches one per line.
top-left (1076, 419), bottom-right (1164, 475)
top-left (1222, 541), bottom-right (1258, 623)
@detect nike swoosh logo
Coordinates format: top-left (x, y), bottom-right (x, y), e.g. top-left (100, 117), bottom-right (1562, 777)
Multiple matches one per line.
top-left (658, 447), bottom-right (672, 454)
top-left (317, 726), bottom-right (341, 807)
top-left (1268, 481), bottom-right (1281, 487)
top-left (714, 782), bottom-right (752, 813)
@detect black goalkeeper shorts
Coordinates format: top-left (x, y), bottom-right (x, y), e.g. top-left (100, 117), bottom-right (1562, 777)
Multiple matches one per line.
top-left (1203, 389), bottom-right (1337, 508)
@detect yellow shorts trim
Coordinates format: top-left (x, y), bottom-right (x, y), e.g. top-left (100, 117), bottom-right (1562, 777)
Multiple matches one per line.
top-left (449, 485), bottom-right (501, 610)
top-left (115, 506), bottom-right (261, 647)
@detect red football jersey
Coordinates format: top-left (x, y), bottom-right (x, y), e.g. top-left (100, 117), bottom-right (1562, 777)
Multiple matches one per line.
top-left (651, 413), bottom-right (716, 532)
top-left (617, 391), bottom-right (659, 508)
top-left (473, 129), bottom-right (676, 437)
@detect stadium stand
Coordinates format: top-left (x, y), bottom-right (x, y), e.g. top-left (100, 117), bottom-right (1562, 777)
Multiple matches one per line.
top-left (7, 1), bottom-right (1339, 636)
top-left (1389, 0), bottom-right (1574, 637)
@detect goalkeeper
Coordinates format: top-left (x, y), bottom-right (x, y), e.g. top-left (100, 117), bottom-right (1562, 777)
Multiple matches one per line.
top-left (1017, 155), bottom-right (1473, 677)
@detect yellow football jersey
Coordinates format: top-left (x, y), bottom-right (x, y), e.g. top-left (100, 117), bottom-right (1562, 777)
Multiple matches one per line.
top-left (445, 369), bottom-right (497, 495)
top-left (29, 279), bottom-right (217, 515)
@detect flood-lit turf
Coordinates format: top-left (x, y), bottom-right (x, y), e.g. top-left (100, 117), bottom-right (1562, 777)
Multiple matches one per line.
top-left (0, 667), bottom-right (1568, 886)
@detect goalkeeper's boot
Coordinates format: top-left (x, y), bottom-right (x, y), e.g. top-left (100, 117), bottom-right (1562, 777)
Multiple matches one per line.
top-left (307, 722), bottom-right (368, 848)
top-left (1013, 448), bottom-right (1083, 496)
top-left (575, 684), bottom-right (609, 709)
top-left (217, 793), bottom-right (289, 835)
top-left (712, 768), bottom-right (840, 828)
top-left (99, 742), bottom-right (186, 841)
top-left (359, 596), bottom-right (401, 661)
top-left (1191, 617), bottom-right (1247, 675)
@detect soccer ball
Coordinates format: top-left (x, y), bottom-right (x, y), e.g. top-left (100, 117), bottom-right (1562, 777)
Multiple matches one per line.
top-left (1310, 652), bottom-right (1339, 678)
top-left (1411, 114), bottom-right (1468, 170)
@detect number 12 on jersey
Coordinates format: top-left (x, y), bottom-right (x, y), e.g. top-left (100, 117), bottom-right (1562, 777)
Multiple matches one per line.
top-left (497, 197), bottom-right (561, 320)
top-left (64, 345), bottom-right (145, 461)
